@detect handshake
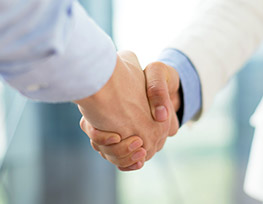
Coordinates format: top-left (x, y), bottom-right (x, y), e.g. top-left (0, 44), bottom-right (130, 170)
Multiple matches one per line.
top-left (75, 51), bottom-right (182, 171)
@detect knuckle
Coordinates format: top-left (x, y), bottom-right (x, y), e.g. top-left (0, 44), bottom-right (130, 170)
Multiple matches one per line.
top-left (118, 159), bottom-right (132, 168)
top-left (169, 127), bottom-right (178, 136)
top-left (146, 149), bottom-right (156, 161)
top-left (147, 83), bottom-right (167, 99)
top-left (88, 129), bottom-right (97, 140)
top-left (112, 148), bottom-right (125, 158)
top-left (90, 140), bottom-right (99, 151)
top-left (90, 133), bottom-right (105, 145)
top-left (143, 142), bottom-right (153, 152)
top-left (90, 140), bottom-right (100, 151)
top-left (88, 130), bottom-right (105, 145)
top-left (114, 145), bottom-right (133, 159)
top-left (146, 62), bottom-right (165, 71)
top-left (169, 120), bottom-right (179, 136)
top-left (97, 136), bottom-right (109, 145)
top-left (99, 152), bottom-right (106, 160)
top-left (143, 136), bottom-right (158, 152)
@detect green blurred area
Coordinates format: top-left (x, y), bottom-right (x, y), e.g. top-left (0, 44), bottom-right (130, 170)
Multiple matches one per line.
top-left (0, 173), bottom-right (7, 204)
top-left (117, 79), bottom-right (237, 204)
top-left (117, 50), bottom-right (263, 204)
top-left (118, 152), bottom-right (235, 204)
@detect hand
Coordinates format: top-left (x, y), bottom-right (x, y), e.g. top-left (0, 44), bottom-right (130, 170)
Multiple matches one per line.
top-left (80, 118), bottom-right (145, 171)
top-left (79, 59), bottom-right (182, 171)
top-left (75, 51), bottom-right (177, 169)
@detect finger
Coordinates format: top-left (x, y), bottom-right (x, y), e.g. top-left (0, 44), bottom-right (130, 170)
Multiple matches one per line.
top-left (156, 137), bottom-right (167, 152)
top-left (168, 110), bottom-right (179, 137)
top-left (99, 152), bottom-right (107, 160)
top-left (80, 117), bottom-right (121, 145)
top-left (145, 148), bottom-right (156, 161)
top-left (168, 113), bottom-right (179, 136)
top-left (168, 101), bottom-right (179, 136)
top-left (144, 62), bottom-right (171, 122)
top-left (90, 140), bottom-right (100, 152)
top-left (118, 159), bottom-right (145, 171)
top-left (172, 91), bottom-right (181, 112)
top-left (105, 148), bottom-right (147, 168)
top-left (98, 136), bottom-right (143, 158)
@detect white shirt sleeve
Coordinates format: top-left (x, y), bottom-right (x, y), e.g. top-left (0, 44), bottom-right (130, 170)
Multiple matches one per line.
top-left (0, 0), bottom-right (117, 102)
top-left (167, 0), bottom-right (263, 113)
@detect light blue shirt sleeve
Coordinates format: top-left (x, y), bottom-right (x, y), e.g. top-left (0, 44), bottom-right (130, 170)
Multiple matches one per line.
top-left (0, 0), bottom-right (116, 102)
top-left (158, 49), bottom-right (202, 125)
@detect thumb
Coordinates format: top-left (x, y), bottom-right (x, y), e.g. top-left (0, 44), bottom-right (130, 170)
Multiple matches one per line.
top-left (144, 62), bottom-right (170, 122)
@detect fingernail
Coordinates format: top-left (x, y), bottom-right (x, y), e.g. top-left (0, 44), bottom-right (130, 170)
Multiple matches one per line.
top-left (129, 140), bottom-right (142, 151)
top-left (132, 150), bottom-right (146, 161)
top-left (106, 136), bottom-right (120, 145)
top-left (155, 106), bottom-right (168, 122)
top-left (128, 162), bottom-right (143, 170)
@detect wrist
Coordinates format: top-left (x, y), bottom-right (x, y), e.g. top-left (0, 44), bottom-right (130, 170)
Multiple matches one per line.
top-left (74, 55), bottom-right (122, 106)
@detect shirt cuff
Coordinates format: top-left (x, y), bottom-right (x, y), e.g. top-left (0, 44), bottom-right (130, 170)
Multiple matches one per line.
top-left (3, 2), bottom-right (117, 102)
top-left (158, 48), bottom-right (202, 125)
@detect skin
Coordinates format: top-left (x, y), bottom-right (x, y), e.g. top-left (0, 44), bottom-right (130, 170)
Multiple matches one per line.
top-left (78, 52), bottom-right (182, 171)
top-left (75, 51), bottom-right (180, 170)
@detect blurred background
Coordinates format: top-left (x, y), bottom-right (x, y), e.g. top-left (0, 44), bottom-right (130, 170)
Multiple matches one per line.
top-left (0, 0), bottom-right (263, 204)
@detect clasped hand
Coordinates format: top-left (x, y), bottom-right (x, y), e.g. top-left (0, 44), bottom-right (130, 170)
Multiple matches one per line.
top-left (75, 51), bottom-right (181, 171)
